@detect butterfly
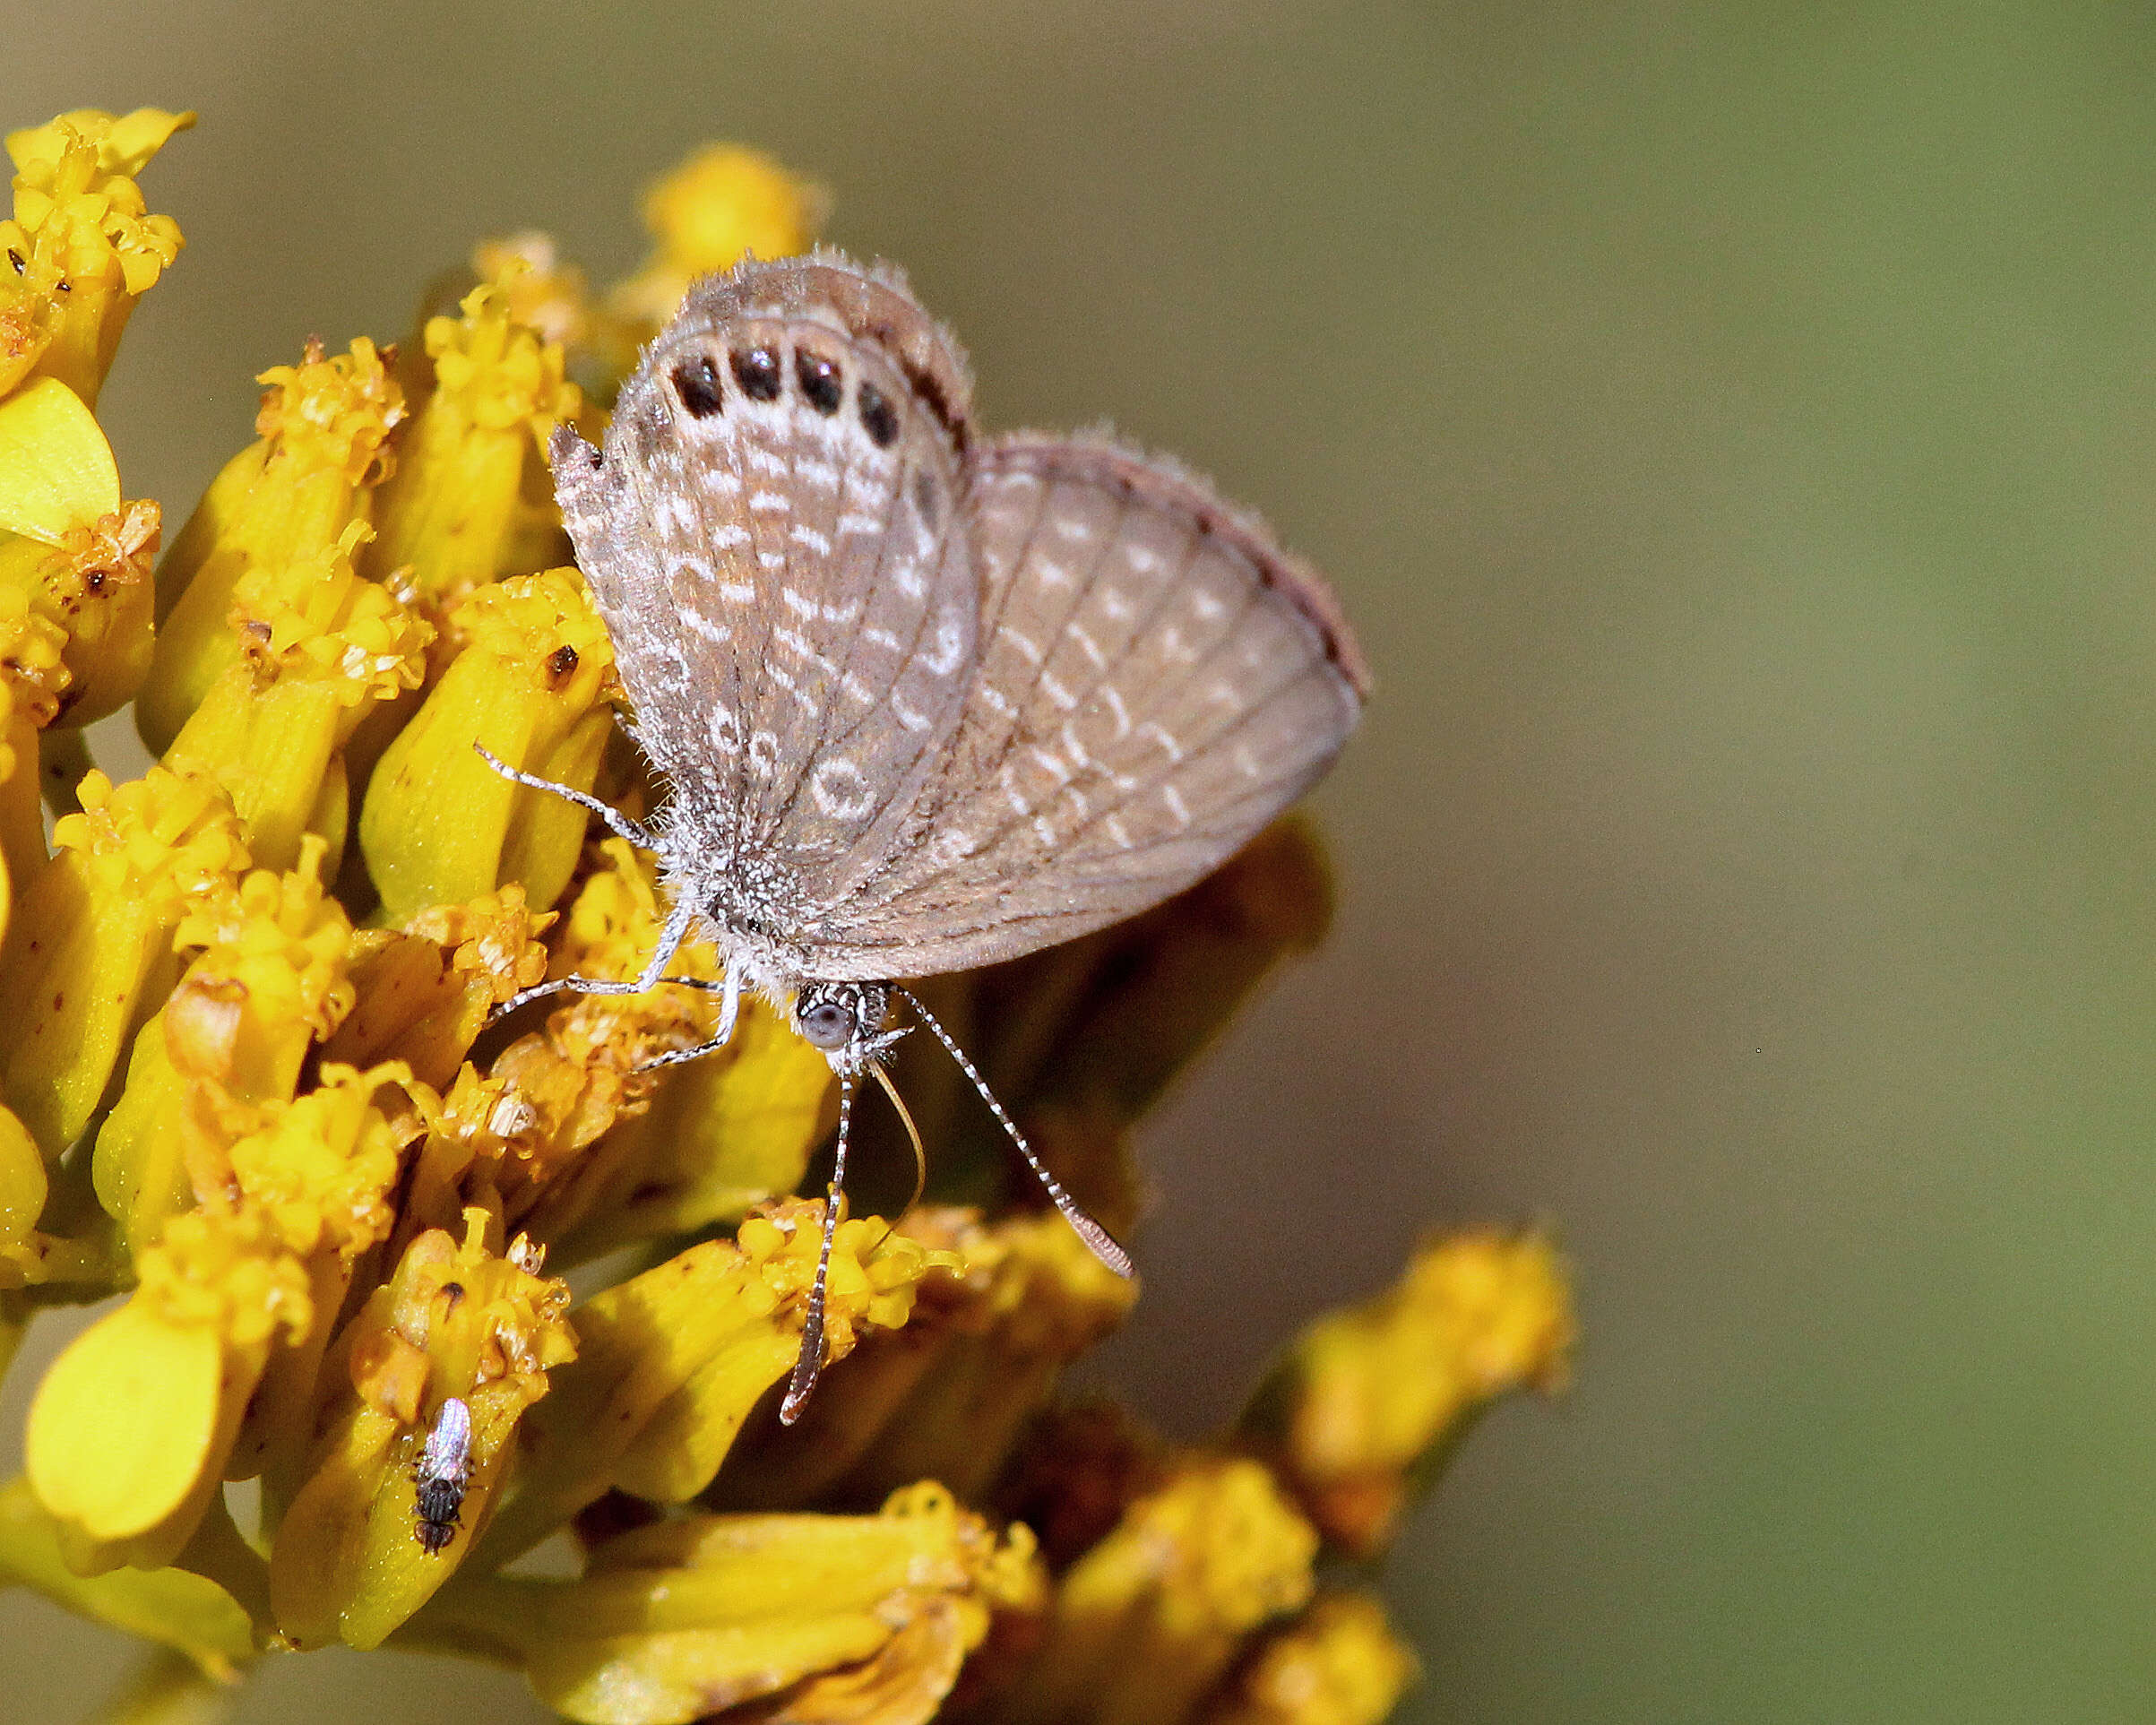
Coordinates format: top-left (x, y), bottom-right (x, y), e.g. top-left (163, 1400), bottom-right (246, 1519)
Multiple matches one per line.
top-left (487, 251), bottom-right (1367, 1418)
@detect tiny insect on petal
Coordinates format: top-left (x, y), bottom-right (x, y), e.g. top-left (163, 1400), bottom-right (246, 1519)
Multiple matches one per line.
top-left (413, 1395), bottom-right (474, 1556)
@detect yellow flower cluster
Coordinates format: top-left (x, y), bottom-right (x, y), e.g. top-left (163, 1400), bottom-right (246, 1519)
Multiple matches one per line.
top-left (0, 107), bottom-right (1575, 1725)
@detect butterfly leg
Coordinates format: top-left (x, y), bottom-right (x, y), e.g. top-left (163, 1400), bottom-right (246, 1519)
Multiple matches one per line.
top-left (635, 966), bottom-right (746, 1071)
top-left (472, 746), bottom-right (725, 1022)
top-left (473, 744), bottom-right (657, 849)
top-left (496, 884), bottom-right (705, 1017)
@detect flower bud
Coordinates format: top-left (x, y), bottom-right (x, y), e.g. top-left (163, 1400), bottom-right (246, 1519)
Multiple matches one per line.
top-left (1239, 1230), bottom-right (1573, 1558)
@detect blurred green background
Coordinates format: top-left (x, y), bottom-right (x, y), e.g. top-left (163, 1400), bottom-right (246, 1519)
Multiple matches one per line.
top-left (7, 2), bottom-right (2154, 1719)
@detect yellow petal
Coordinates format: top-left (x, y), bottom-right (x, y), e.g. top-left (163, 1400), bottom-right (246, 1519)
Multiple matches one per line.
top-left (27, 1299), bottom-right (222, 1542)
top-left (28, 1203), bottom-right (309, 1569)
top-left (0, 376), bottom-right (120, 543)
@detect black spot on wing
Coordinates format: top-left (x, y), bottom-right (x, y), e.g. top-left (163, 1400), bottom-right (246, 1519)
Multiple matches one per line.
top-left (669, 354), bottom-right (724, 418)
top-left (796, 348), bottom-right (843, 413)
top-left (731, 345), bottom-right (781, 401)
top-left (857, 380), bottom-right (899, 447)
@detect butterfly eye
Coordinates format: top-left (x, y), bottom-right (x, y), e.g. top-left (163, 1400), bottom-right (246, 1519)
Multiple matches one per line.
top-left (797, 997), bottom-right (855, 1051)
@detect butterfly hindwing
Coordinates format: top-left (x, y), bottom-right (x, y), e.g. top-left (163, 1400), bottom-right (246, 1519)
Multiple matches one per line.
top-left (794, 432), bottom-right (1367, 975)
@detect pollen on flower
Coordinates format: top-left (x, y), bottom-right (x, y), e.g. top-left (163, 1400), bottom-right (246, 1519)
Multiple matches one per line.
top-left (249, 335), bottom-right (406, 485)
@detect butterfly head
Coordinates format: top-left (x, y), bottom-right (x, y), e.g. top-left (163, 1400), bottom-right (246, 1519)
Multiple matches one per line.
top-left (792, 979), bottom-right (903, 1077)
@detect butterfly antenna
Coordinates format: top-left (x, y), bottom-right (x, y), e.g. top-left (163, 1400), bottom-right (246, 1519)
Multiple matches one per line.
top-left (780, 1077), bottom-right (855, 1425)
top-left (894, 987), bottom-right (1134, 1280)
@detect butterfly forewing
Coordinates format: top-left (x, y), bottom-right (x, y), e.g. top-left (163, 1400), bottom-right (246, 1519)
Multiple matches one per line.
top-left (794, 433), bottom-right (1367, 976)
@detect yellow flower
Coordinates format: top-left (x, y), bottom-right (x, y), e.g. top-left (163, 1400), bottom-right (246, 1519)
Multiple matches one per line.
top-left (427, 1483), bottom-right (1040, 1725)
top-left (0, 765), bottom-right (250, 1152)
top-left (599, 144), bottom-right (825, 373)
top-left (0, 108), bottom-right (191, 405)
top-left (1240, 1229), bottom-right (1574, 1558)
top-left (358, 565), bottom-right (616, 920)
top-left (161, 517), bottom-right (434, 871)
top-left (268, 1208), bottom-right (574, 1650)
top-left (717, 1209), bottom-right (1140, 1513)
top-left (139, 335), bottom-right (404, 753)
top-left (1007, 1458), bottom-right (1319, 1725)
top-left (91, 837), bottom-right (359, 1255)
top-left (1198, 1593), bottom-right (1419, 1725)
top-left (26, 1201), bottom-right (310, 1573)
top-left (358, 265), bottom-right (582, 605)
top-left (481, 1200), bottom-right (958, 1561)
